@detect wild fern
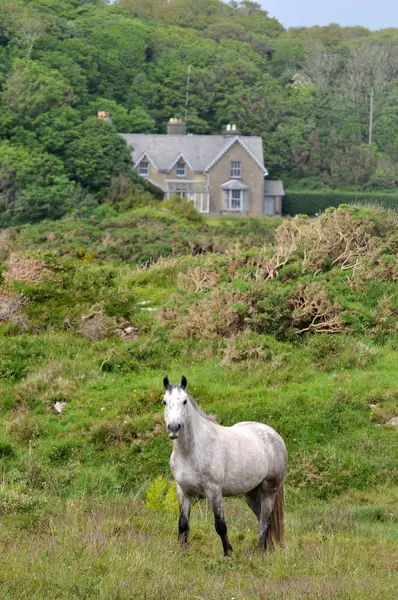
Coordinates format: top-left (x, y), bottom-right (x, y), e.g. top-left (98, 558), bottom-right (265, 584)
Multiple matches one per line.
top-left (145, 476), bottom-right (178, 515)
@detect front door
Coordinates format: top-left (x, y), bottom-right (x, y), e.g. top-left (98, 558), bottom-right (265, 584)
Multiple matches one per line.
top-left (263, 196), bottom-right (275, 215)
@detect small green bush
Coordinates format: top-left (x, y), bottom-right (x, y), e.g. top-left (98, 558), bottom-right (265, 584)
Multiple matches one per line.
top-left (161, 196), bottom-right (205, 224)
top-left (145, 475), bottom-right (178, 515)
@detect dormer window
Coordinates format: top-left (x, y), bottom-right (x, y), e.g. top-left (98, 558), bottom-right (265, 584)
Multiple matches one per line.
top-left (176, 160), bottom-right (186, 177)
top-left (230, 161), bottom-right (242, 178)
top-left (139, 160), bottom-right (149, 177)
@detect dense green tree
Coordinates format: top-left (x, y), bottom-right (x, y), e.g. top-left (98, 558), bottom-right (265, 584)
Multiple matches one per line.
top-left (2, 59), bottom-right (73, 123)
top-left (64, 117), bottom-right (133, 196)
top-left (0, 141), bottom-right (72, 225)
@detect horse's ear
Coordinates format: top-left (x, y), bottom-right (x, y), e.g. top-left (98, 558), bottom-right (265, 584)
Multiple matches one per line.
top-left (163, 375), bottom-right (170, 389)
top-left (181, 375), bottom-right (188, 390)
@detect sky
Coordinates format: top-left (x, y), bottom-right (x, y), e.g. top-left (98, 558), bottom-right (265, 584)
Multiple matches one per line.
top-left (257, 0), bottom-right (398, 31)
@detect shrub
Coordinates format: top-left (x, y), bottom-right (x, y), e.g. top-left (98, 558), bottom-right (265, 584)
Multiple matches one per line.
top-left (177, 266), bottom-right (220, 292)
top-left (307, 335), bottom-right (377, 371)
top-left (0, 489), bottom-right (48, 515)
top-left (0, 438), bottom-right (14, 458)
top-left (173, 288), bottom-right (256, 340)
top-left (89, 421), bottom-right (137, 448)
top-left (250, 208), bottom-right (374, 282)
top-left (16, 362), bottom-right (77, 404)
top-left (289, 283), bottom-right (346, 334)
top-left (0, 229), bottom-right (16, 261)
top-left (161, 195), bottom-right (205, 224)
top-left (4, 253), bottom-right (49, 284)
top-left (0, 289), bottom-right (26, 322)
top-left (284, 191), bottom-right (398, 216)
top-left (8, 413), bottom-right (41, 444)
top-left (46, 440), bottom-right (81, 465)
top-left (145, 475), bottom-right (178, 515)
top-left (222, 331), bottom-right (286, 367)
top-left (79, 309), bottom-right (117, 342)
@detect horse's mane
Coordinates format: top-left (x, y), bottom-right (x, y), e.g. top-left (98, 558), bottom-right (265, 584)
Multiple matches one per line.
top-left (168, 384), bottom-right (217, 422)
top-left (188, 394), bottom-right (217, 422)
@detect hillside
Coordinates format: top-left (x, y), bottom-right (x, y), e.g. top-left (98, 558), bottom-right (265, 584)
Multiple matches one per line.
top-left (0, 204), bottom-right (397, 597)
top-left (2, 0), bottom-right (398, 228)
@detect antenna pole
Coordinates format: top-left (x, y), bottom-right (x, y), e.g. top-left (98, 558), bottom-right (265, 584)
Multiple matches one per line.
top-left (185, 64), bottom-right (192, 134)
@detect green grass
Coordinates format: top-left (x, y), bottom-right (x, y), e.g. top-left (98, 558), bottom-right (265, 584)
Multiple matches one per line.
top-left (0, 492), bottom-right (396, 599)
top-left (0, 205), bottom-right (398, 597)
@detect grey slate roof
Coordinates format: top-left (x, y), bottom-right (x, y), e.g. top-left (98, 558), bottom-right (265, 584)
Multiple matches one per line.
top-left (264, 180), bottom-right (285, 196)
top-left (120, 133), bottom-right (265, 173)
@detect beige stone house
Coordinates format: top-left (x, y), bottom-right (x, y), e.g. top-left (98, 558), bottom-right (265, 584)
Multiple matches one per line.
top-left (121, 119), bottom-right (284, 216)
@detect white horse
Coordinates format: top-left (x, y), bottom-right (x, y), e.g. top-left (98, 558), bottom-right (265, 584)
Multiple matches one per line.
top-left (162, 375), bottom-right (288, 556)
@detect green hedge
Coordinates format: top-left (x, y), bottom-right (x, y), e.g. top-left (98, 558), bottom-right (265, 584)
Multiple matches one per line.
top-left (283, 191), bottom-right (398, 216)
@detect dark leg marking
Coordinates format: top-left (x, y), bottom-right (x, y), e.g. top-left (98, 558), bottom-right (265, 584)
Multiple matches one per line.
top-left (214, 513), bottom-right (233, 557)
top-left (178, 512), bottom-right (189, 545)
top-left (176, 483), bottom-right (192, 547)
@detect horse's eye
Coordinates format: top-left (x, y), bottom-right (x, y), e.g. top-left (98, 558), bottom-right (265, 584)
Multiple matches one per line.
top-left (183, 399), bottom-right (187, 405)
top-left (162, 400), bottom-right (166, 406)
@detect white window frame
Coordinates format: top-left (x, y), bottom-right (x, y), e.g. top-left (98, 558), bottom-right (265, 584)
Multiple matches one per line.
top-left (230, 161), bottom-right (242, 178)
top-left (225, 189), bottom-right (244, 211)
top-left (176, 160), bottom-right (186, 177)
top-left (165, 180), bottom-right (209, 213)
top-left (139, 160), bottom-right (149, 177)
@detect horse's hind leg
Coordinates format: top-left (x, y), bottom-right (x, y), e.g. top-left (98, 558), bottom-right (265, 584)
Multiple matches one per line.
top-left (244, 486), bottom-right (261, 520)
top-left (257, 479), bottom-right (279, 552)
top-left (176, 483), bottom-right (192, 547)
top-left (207, 488), bottom-right (233, 557)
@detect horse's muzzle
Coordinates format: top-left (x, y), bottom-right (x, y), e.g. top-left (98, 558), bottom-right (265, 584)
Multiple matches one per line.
top-left (167, 423), bottom-right (181, 439)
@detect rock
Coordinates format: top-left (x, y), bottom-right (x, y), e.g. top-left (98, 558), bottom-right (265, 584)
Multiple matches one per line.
top-left (54, 401), bottom-right (67, 414)
top-left (386, 417), bottom-right (398, 426)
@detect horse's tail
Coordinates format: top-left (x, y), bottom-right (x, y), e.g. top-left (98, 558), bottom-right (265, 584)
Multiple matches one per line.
top-left (267, 483), bottom-right (285, 549)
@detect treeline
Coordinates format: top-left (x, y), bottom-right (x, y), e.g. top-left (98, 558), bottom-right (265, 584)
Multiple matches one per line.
top-left (1, 0), bottom-right (398, 225)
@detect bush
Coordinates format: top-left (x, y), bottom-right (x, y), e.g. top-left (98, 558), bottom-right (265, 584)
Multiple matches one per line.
top-left (161, 196), bottom-right (205, 224)
top-left (145, 475), bottom-right (178, 515)
top-left (284, 191), bottom-right (398, 216)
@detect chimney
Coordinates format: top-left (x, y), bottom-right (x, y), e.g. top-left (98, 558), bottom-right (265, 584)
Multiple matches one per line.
top-left (97, 111), bottom-right (112, 124)
top-left (167, 118), bottom-right (186, 135)
top-left (223, 123), bottom-right (240, 136)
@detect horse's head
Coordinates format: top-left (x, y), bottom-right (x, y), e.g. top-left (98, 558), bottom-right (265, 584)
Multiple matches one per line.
top-left (162, 375), bottom-right (189, 439)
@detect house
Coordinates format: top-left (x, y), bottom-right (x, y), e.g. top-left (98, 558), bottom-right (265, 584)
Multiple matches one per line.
top-left (120, 119), bottom-right (284, 216)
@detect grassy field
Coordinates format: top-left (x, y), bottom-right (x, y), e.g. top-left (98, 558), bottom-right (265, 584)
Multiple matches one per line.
top-left (0, 203), bottom-right (397, 598)
top-left (0, 492), bottom-right (397, 599)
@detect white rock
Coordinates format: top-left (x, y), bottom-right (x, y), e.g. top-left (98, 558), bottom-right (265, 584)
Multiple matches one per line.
top-left (54, 401), bottom-right (67, 414)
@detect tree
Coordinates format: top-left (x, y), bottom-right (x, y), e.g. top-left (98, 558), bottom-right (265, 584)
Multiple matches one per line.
top-left (1, 1), bottom-right (46, 58)
top-left (2, 59), bottom-right (73, 123)
top-left (64, 117), bottom-right (133, 196)
top-left (0, 141), bottom-right (72, 225)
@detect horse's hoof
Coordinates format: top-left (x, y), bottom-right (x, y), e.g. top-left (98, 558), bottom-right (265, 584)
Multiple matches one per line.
top-left (224, 544), bottom-right (233, 557)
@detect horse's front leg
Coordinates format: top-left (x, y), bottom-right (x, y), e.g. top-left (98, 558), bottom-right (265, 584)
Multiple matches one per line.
top-left (176, 482), bottom-right (192, 547)
top-left (207, 488), bottom-right (233, 557)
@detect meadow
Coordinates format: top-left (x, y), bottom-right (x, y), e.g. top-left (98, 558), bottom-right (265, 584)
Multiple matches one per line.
top-left (0, 203), bottom-right (397, 598)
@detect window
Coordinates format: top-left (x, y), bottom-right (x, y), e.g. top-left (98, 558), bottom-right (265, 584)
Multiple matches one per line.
top-left (231, 189), bottom-right (242, 210)
top-left (230, 161), bottom-right (241, 178)
top-left (139, 160), bottom-right (149, 176)
top-left (165, 180), bottom-right (209, 213)
top-left (224, 189), bottom-right (244, 211)
top-left (176, 160), bottom-right (186, 177)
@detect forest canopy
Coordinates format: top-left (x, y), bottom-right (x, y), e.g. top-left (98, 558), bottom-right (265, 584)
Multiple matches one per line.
top-left (1, 0), bottom-right (398, 224)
